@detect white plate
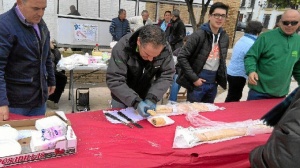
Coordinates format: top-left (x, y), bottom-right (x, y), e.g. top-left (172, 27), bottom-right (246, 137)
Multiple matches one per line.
top-left (147, 115), bottom-right (175, 127)
top-left (0, 139), bottom-right (22, 157)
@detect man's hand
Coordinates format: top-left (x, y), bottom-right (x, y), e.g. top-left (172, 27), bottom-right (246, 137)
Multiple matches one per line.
top-left (248, 72), bottom-right (259, 85)
top-left (144, 99), bottom-right (156, 111)
top-left (0, 106), bottom-right (9, 121)
top-left (137, 101), bottom-right (151, 118)
top-left (48, 86), bottom-right (56, 95)
top-left (193, 78), bottom-right (206, 87)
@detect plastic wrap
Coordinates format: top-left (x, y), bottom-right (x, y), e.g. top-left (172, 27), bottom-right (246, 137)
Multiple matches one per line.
top-left (57, 54), bottom-right (106, 71)
top-left (154, 102), bottom-right (225, 116)
top-left (173, 118), bottom-right (273, 148)
top-left (185, 112), bottom-right (226, 127)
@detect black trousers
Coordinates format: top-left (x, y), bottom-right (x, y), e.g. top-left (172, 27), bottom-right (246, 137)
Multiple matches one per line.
top-left (225, 74), bottom-right (246, 102)
top-left (48, 72), bottom-right (67, 103)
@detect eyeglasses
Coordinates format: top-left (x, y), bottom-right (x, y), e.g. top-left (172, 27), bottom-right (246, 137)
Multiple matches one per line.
top-left (211, 13), bottom-right (227, 19)
top-left (282, 21), bottom-right (299, 26)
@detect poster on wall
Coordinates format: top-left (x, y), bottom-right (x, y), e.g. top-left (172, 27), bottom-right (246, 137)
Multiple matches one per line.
top-left (73, 23), bottom-right (98, 42)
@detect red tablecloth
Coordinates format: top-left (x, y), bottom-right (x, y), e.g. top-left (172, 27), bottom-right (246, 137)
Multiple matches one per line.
top-left (9, 99), bottom-right (282, 168)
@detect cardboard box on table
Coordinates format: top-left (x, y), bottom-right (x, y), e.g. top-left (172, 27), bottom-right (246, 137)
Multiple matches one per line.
top-left (0, 112), bottom-right (77, 167)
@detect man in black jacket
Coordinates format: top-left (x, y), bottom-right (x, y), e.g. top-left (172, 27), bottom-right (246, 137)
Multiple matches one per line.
top-left (176, 2), bottom-right (229, 103)
top-left (106, 25), bottom-right (175, 117)
top-left (169, 9), bottom-right (186, 51)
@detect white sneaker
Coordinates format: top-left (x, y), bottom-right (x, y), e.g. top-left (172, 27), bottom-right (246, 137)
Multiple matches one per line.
top-left (167, 100), bottom-right (177, 105)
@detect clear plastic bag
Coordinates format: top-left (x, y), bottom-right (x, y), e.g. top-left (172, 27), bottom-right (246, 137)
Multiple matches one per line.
top-left (185, 112), bottom-right (226, 127)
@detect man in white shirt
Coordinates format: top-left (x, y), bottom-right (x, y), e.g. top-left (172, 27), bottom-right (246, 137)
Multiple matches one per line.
top-left (128, 10), bottom-right (153, 32)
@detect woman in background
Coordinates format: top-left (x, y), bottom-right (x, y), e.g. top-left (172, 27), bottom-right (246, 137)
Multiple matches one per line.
top-left (47, 40), bottom-right (67, 109)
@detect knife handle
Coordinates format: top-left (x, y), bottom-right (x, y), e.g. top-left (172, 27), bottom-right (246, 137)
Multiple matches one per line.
top-left (105, 113), bottom-right (122, 122)
top-left (104, 113), bottom-right (133, 128)
top-left (117, 111), bottom-right (131, 121)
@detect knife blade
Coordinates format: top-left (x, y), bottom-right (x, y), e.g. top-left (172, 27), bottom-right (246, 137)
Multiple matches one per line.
top-left (104, 113), bottom-right (133, 128)
top-left (117, 111), bottom-right (143, 128)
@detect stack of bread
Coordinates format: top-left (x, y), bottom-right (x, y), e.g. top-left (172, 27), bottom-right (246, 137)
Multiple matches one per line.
top-left (173, 120), bottom-right (273, 148)
top-left (148, 102), bottom-right (213, 116)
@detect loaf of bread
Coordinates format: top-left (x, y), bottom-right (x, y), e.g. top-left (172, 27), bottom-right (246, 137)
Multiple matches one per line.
top-left (151, 117), bottom-right (166, 126)
top-left (148, 102), bottom-right (211, 115)
top-left (155, 105), bottom-right (173, 114)
top-left (195, 128), bottom-right (247, 142)
top-left (190, 103), bottom-right (209, 112)
top-left (147, 109), bottom-right (157, 116)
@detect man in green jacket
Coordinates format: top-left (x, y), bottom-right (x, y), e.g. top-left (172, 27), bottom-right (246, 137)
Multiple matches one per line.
top-left (244, 9), bottom-right (300, 100)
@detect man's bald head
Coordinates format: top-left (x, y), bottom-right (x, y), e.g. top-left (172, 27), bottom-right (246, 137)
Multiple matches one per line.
top-left (279, 9), bottom-right (300, 35)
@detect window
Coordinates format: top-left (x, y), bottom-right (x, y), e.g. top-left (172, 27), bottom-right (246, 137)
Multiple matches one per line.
top-left (250, 0), bottom-right (255, 8)
top-left (241, 0), bottom-right (246, 7)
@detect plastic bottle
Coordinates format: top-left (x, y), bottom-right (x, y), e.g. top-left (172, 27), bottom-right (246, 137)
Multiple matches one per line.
top-left (93, 44), bottom-right (100, 52)
top-left (92, 43), bottom-right (102, 57)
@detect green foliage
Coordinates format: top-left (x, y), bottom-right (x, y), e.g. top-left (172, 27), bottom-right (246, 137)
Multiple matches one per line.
top-left (185, 0), bottom-right (211, 31)
top-left (267, 0), bottom-right (300, 9)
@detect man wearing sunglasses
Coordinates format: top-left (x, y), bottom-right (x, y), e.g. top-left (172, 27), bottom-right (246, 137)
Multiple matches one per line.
top-left (245, 9), bottom-right (300, 101)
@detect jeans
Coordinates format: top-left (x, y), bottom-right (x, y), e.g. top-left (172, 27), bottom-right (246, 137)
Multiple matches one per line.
top-left (247, 89), bottom-right (284, 101)
top-left (9, 103), bottom-right (46, 116)
top-left (111, 99), bottom-right (127, 109)
top-left (187, 83), bottom-right (218, 103)
top-left (225, 75), bottom-right (246, 102)
top-left (169, 74), bottom-right (181, 102)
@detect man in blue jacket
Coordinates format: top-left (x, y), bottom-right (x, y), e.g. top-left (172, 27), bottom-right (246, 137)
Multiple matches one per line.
top-left (109, 9), bottom-right (131, 41)
top-left (0, 0), bottom-right (56, 120)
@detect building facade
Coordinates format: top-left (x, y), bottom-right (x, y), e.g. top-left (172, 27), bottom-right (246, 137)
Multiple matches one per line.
top-left (0, 0), bottom-right (241, 47)
top-left (239, 0), bottom-right (285, 29)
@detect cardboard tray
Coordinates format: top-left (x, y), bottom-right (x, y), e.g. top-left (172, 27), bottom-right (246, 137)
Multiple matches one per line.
top-left (0, 111), bottom-right (77, 167)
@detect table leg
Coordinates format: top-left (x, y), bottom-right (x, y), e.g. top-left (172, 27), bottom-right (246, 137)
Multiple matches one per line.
top-left (69, 70), bottom-right (75, 113)
top-left (69, 70), bottom-right (73, 100)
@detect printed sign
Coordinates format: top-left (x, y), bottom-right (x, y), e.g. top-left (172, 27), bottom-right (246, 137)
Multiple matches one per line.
top-left (73, 23), bottom-right (98, 42)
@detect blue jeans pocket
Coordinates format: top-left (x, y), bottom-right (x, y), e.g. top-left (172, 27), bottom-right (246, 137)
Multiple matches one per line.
top-left (194, 85), bottom-right (203, 91)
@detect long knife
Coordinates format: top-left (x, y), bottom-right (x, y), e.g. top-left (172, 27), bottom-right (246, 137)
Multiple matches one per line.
top-left (104, 113), bottom-right (133, 128)
top-left (117, 111), bottom-right (143, 128)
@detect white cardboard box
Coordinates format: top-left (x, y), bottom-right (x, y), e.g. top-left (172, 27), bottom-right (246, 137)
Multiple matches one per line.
top-left (0, 112), bottom-right (77, 167)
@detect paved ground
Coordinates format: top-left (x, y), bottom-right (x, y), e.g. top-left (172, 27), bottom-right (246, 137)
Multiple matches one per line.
top-left (48, 31), bottom-right (298, 113)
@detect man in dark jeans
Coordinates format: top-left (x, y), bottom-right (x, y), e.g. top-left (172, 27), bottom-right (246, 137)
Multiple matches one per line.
top-left (176, 2), bottom-right (229, 103)
top-left (0, 0), bottom-right (55, 119)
